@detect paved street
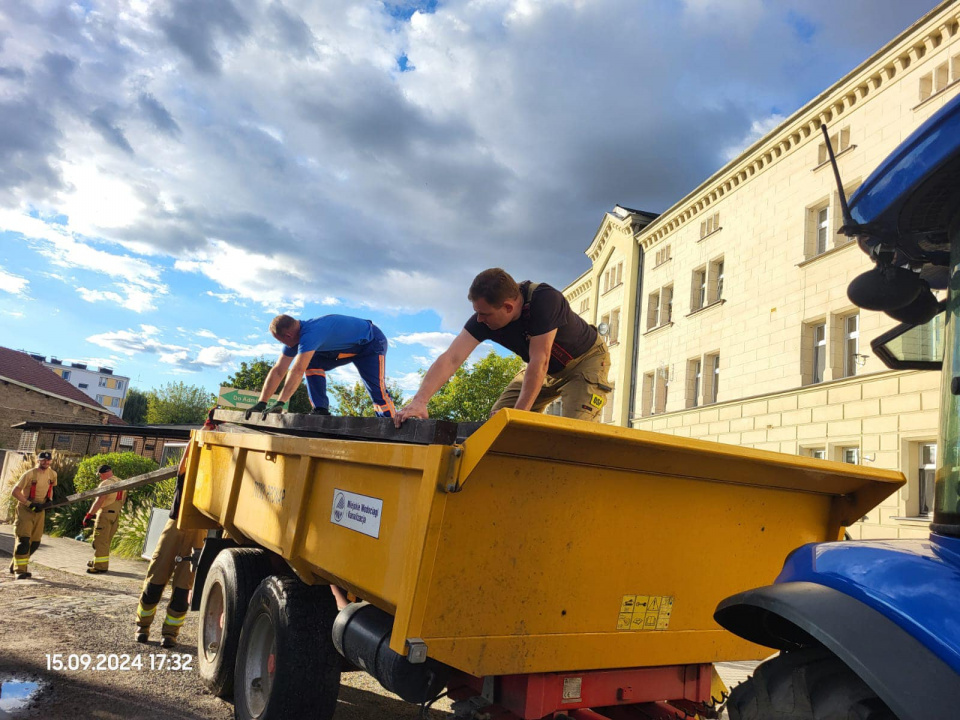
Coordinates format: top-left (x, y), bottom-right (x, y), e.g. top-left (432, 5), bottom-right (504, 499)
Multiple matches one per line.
top-left (0, 525), bottom-right (756, 719)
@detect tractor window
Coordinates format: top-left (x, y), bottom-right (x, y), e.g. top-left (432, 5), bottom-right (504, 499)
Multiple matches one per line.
top-left (936, 247), bottom-right (960, 528)
top-left (871, 311), bottom-right (944, 370)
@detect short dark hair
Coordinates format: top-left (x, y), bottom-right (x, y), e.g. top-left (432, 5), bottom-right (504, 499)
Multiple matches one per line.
top-left (98, 464), bottom-right (112, 474)
top-left (269, 314), bottom-right (297, 336)
top-left (468, 268), bottom-right (520, 306)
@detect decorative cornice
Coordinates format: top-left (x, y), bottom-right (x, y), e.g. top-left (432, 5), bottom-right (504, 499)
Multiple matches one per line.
top-left (565, 277), bottom-right (594, 301)
top-left (638, 2), bottom-right (960, 251)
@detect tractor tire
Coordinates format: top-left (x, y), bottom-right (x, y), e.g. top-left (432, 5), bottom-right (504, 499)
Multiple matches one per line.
top-left (234, 575), bottom-right (341, 720)
top-left (197, 548), bottom-right (274, 699)
top-left (728, 647), bottom-right (896, 720)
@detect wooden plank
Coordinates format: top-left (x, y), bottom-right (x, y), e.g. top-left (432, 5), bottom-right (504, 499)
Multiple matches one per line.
top-left (213, 409), bottom-right (460, 445)
top-left (47, 467), bottom-right (179, 509)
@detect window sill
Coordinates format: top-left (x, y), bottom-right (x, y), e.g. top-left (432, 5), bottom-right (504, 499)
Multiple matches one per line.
top-left (913, 80), bottom-right (960, 111)
top-left (643, 321), bottom-right (674, 337)
top-left (601, 282), bottom-right (624, 297)
top-left (890, 515), bottom-right (932, 525)
top-left (797, 240), bottom-right (857, 268)
top-left (812, 145), bottom-right (856, 172)
top-left (697, 227), bottom-right (722, 243)
top-left (607, 341), bottom-right (620, 348)
top-left (685, 299), bottom-right (725, 318)
top-left (652, 258), bottom-right (673, 269)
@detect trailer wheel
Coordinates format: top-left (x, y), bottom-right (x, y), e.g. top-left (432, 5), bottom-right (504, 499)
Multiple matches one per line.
top-left (234, 575), bottom-right (341, 720)
top-left (728, 647), bottom-right (896, 720)
top-left (197, 548), bottom-right (273, 698)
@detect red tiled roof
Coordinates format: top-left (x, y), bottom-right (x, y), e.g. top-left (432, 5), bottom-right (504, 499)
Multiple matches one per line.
top-left (0, 346), bottom-right (125, 423)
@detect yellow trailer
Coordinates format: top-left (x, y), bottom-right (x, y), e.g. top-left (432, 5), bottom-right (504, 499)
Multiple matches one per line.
top-left (180, 409), bottom-right (902, 720)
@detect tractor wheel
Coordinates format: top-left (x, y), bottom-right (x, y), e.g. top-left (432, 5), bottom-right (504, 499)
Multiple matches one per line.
top-left (197, 548), bottom-right (274, 698)
top-left (234, 575), bottom-right (341, 720)
top-left (728, 647), bottom-right (896, 720)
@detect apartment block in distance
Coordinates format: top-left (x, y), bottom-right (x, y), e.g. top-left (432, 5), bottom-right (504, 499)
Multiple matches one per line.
top-left (563, 1), bottom-right (960, 539)
top-left (35, 355), bottom-right (130, 418)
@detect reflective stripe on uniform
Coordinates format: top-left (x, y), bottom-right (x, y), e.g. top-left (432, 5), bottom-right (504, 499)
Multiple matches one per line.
top-left (14, 558), bottom-right (28, 566)
top-left (163, 613), bottom-right (187, 627)
top-left (94, 556), bottom-right (110, 562)
top-left (137, 604), bottom-right (157, 618)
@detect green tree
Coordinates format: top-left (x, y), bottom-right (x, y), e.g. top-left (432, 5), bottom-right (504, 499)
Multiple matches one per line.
top-left (223, 358), bottom-right (312, 414)
top-left (122, 388), bottom-right (148, 424)
top-left (330, 380), bottom-right (406, 417)
top-left (145, 382), bottom-right (215, 424)
top-left (427, 351), bottom-right (524, 422)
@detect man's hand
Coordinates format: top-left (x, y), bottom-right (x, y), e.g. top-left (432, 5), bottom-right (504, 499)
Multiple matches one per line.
top-left (265, 401), bottom-right (286, 414)
top-left (82, 513), bottom-right (94, 528)
top-left (28, 502), bottom-right (44, 513)
top-left (244, 401), bottom-right (268, 420)
top-left (40, 500), bottom-right (52, 511)
top-left (394, 398), bottom-right (429, 428)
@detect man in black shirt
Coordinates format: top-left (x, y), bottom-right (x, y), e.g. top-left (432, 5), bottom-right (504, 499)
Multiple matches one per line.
top-left (395, 268), bottom-right (612, 424)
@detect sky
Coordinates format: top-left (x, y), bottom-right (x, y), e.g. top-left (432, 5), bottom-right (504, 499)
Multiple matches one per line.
top-left (0, 0), bottom-right (943, 404)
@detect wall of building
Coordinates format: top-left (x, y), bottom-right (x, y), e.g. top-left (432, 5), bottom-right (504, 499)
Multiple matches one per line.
top-left (44, 361), bottom-right (130, 417)
top-left (0, 380), bottom-right (110, 452)
top-left (562, 3), bottom-right (960, 538)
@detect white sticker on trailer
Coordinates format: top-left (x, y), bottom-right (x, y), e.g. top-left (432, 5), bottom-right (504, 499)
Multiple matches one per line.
top-left (330, 489), bottom-right (382, 539)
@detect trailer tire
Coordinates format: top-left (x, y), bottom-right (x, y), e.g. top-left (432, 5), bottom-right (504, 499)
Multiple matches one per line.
top-left (728, 647), bottom-right (896, 720)
top-left (197, 548), bottom-right (273, 699)
top-left (234, 575), bottom-right (341, 720)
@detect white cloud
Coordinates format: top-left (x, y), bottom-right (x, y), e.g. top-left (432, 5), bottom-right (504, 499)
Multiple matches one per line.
top-left (3, 310), bottom-right (25, 318)
top-left (0, 266), bottom-right (30, 296)
top-left (393, 331), bottom-right (457, 358)
top-left (722, 114), bottom-right (788, 162)
top-left (197, 329), bottom-right (219, 339)
top-left (87, 325), bottom-right (188, 358)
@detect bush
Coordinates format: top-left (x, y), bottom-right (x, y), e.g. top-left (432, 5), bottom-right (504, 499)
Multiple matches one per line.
top-left (48, 452), bottom-right (159, 541)
top-left (112, 475), bottom-right (177, 559)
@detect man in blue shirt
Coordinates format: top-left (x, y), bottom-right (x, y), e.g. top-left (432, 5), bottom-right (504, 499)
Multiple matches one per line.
top-left (246, 314), bottom-right (396, 418)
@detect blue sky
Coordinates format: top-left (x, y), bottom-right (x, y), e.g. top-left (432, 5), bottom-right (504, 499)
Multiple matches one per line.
top-left (0, 0), bottom-right (941, 405)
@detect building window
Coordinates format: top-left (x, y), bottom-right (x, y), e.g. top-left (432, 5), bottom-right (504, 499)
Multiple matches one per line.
top-left (647, 291), bottom-right (660, 330)
top-left (654, 367), bottom-right (669, 414)
top-left (18, 432), bottom-right (38, 453)
top-left (919, 58), bottom-right (957, 102)
top-left (119, 436), bottom-right (135, 447)
top-left (817, 127), bottom-right (850, 165)
top-left (580, 298), bottom-right (589, 314)
top-left (641, 372), bottom-right (655, 417)
top-left (654, 245), bottom-right (672, 266)
top-left (700, 212), bottom-right (720, 239)
top-left (804, 447), bottom-right (826, 460)
top-left (61, 370), bottom-right (71, 381)
top-left (842, 313), bottom-right (860, 378)
top-left (603, 262), bottom-right (624, 294)
top-left (692, 268), bottom-right (707, 311)
top-left (710, 354), bottom-right (720, 403)
top-left (96, 394), bottom-right (105, 403)
top-left (709, 258), bottom-right (724, 303)
top-left (811, 323), bottom-right (826, 384)
top-left (608, 308), bottom-right (620, 345)
top-left (99, 376), bottom-right (107, 387)
top-left (840, 446), bottom-right (859, 465)
top-left (662, 285), bottom-right (673, 324)
top-left (79, 383), bottom-right (88, 389)
top-left (919, 442), bottom-right (937, 516)
top-left (116, 380), bottom-right (124, 391)
top-left (687, 358), bottom-right (702, 409)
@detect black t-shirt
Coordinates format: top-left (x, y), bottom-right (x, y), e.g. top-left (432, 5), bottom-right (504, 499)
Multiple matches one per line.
top-left (464, 282), bottom-right (597, 375)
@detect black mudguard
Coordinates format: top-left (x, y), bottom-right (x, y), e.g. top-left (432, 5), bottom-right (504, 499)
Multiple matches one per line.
top-left (715, 581), bottom-right (960, 720)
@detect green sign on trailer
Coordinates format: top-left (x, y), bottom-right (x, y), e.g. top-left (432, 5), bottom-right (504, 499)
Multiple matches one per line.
top-left (218, 386), bottom-right (279, 410)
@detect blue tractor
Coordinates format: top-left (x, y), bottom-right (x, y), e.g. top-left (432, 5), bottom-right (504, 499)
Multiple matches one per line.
top-left (714, 92), bottom-right (960, 719)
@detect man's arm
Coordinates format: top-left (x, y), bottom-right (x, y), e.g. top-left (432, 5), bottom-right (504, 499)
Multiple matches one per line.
top-left (11, 484), bottom-right (29, 506)
top-left (513, 329), bottom-right (557, 412)
top-left (277, 351), bottom-right (315, 404)
top-left (257, 353), bottom-right (294, 402)
top-left (395, 330), bottom-right (480, 426)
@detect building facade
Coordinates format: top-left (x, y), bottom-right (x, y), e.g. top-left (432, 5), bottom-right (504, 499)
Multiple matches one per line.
top-left (563, 1), bottom-right (960, 539)
top-left (35, 356), bottom-right (130, 418)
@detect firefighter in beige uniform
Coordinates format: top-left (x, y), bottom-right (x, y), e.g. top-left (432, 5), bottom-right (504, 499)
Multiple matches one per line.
top-left (9, 451), bottom-right (57, 580)
top-left (82, 464), bottom-right (127, 573)
top-left (135, 415), bottom-right (214, 648)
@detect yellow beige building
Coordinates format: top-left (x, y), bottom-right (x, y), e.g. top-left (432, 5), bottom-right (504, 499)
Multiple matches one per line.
top-left (563, 0), bottom-right (960, 539)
